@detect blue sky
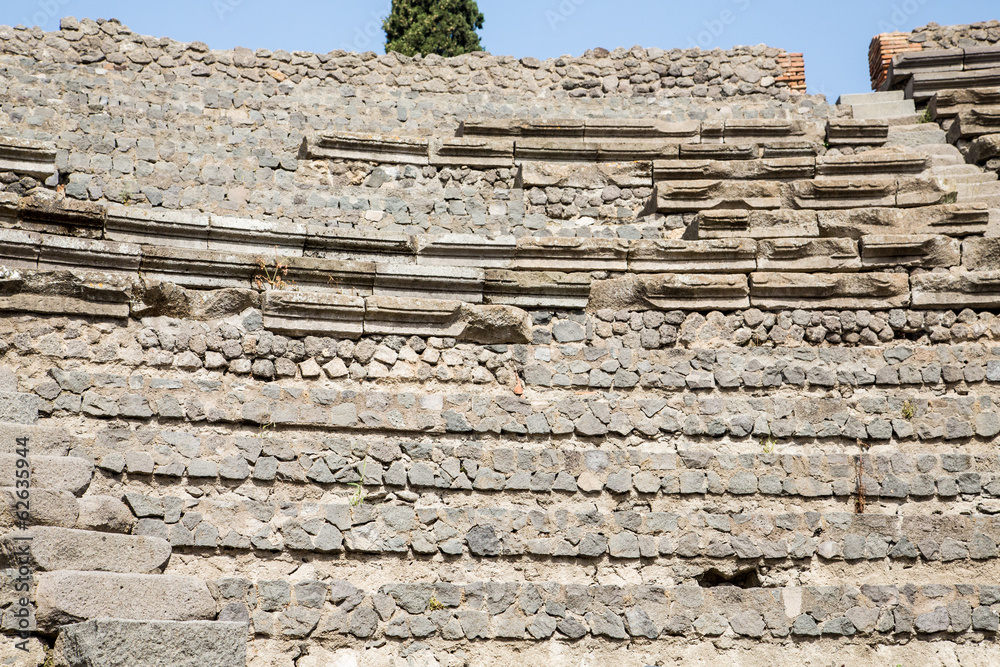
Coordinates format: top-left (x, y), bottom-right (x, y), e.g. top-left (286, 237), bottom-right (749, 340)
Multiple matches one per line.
top-left (2, 0), bottom-right (997, 100)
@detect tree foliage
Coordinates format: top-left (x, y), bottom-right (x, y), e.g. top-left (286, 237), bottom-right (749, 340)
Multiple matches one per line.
top-left (383, 0), bottom-right (485, 57)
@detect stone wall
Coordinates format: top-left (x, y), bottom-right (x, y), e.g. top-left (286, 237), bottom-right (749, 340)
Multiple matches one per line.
top-left (0, 18), bottom-right (836, 224)
top-left (3, 16), bottom-right (1000, 667)
top-left (910, 20), bottom-right (1000, 49)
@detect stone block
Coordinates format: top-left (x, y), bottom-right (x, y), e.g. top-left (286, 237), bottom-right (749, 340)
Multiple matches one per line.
top-left (697, 209), bottom-right (819, 239)
top-left (364, 295), bottom-right (531, 343)
top-left (653, 157), bottom-right (814, 181)
top-left (307, 132), bottom-right (429, 165)
top-left (261, 291), bottom-right (365, 338)
top-left (861, 235), bottom-right (960, 268)
top-left (513, 237), bottom-right (628, 272)
top-left (628, 238), bottom-right (757, 273)
top-left (947, 107), bottom-right (1000, 142)
top-left (429, 137), bottom-right (514, 168)
top-left (793, 177), bottom-right (897, 208)
top-left (838, 205), bottom-right (990, 241)
top-left (106, 206), bottom-right (210, 249)
top-left (0, 228), bottom-right (40, 269)
top-left (0, 488), bottom-right (78, 529)
top-left (756, 238), bottom-right (861, 272)
top-left (374, 263), bottom-right (483, 303)
top-left (750, 272), bottom-right (910, 309)
top-left (484, 270), bottom-right (592, 309)
top-left (0, 454), bottom-right (92, 495)
top-left (2, 527), bottom-right (170, 573)
top-left (518, 161), bottom-right (651, 189)
top-left (655, 180), bottom-right (783, 212)
top-left (207, 215), bottom-right (307, 256)
top-left (38, 235), bottom-right (142, 273)
top-left (815, 148), bottom-right (927, 176)
top-left (590, 274), bottom-right (750, 311)
top-left (53, 619), bottom-right (246, 667)
top-left (415, 234), bottom-right (515, 269)
top-left (911, 270), bottom-right (1000, 309)
top-left (35, 572), bottom-right (216, 630)
top-left (826, 119), bottom-right (889, 146)
top-left (0, 135), bottom-right (57, 180)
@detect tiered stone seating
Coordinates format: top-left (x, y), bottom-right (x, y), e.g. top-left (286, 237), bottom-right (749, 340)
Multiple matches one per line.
top-left (5, 17), bottom-right (1000, 667)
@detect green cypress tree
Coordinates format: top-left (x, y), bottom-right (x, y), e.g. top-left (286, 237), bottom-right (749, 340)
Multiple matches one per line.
top-left (383, 0), bottom-right (485, 57)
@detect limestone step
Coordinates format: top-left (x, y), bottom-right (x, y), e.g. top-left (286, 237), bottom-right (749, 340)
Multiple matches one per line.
top-left (885, 125), bottom-right (948, 148)
top-left (930, 164), bottom-right (992, 176)
top-left (838, 91), bottom-right (906, 106)
top-left (54, 619), bottom-right (247, 667)
top-left (0, 454), bottom-right (92, 495)
top-left (850, 100), bottom-right (917, 120)
top-left (1, 526), bottom-right (170, 573)
top-left (35, 571), bottom-right (217, 631)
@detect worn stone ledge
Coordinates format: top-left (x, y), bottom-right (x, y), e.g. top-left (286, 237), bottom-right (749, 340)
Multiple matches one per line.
top-left (0, 136), bottom-right (57, 181)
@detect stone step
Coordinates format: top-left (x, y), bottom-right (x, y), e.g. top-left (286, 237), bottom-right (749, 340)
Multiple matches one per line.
top-left (941, 172), bottom-right (999, 186)
top-left (885, 125), bottom-right (948, 148)
top-left (930, 164), bottom-right (991, 176)
top-left (850, 100), bottom-right (917, 120)
top-left (957, 182), bottom-right (1000, 197)
top-left (54, 619), bottom-right (247, 667)
top-left (49, 375), bottom-right (1000, 444)
top-left (1, 526), bottom-right (170, 573)
top-left (126, 488), bottom-right (1000, 563)
top-left (35, 571), bottom-right (217, 631)
top-left (107, 437), bottom-right (1000, 504)
top-left (207, 578), bottom-right (1000, 641)
top-left (0, 454), bottom-right (92, 495)
top-left (838, 91), bottom-right (906, 106)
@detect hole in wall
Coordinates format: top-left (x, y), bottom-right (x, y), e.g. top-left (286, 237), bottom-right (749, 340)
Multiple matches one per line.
top-left (696, 566), bottom-right (761, 589)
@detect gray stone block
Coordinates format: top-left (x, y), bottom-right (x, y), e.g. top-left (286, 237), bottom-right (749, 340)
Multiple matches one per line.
top-left (54, 619), bottom-right (247, 667)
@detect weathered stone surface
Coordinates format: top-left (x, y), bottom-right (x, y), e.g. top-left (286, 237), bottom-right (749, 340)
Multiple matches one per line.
top-left (261, 291), bottom-right (365, 338)
top-left (826, 119), bottom-right (889, 146)
top-left (628, 239), bottom-right (757, 273)
top-left (750, 272), bottom-right (910, 309)
top-left (519, 161), bottom-right (651, 188)
top-left (911, 270), bottom-right (1000, 308)
top-left (430, 137), bottom-right (514, 168)
top-left (861, 235), bottom-right (960, 268)
top-left (590, 274), bottom-right (750, 311)
top-left (363, 296), bottom-right (531, 343)
top-left (756, 238), bottom-right (861, 272)
top-left (653, 157), bottom-right (814, 181)
top-left (307, 133), bottom-right (429, 165)
top-left (817, 204), bottom-right (989, 237)
top-left (54, 619), bottom-right (247, 667)
top-left (816, 148), bottom-right (928, 176)
top-left (0, 455), bottom-right (92, 495)
top-left (2, 527), bottom-right (170, 573)
top-left (36, 572), bottom-right (216, 630)
top-left (484, 270), bottom-right (592, 309)
top-left (514, 238), bottom-right (628, 272)
top-left (697, 210), bottom-right (819, 239)
top-left (655, 180), bottom-right (783, 212)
